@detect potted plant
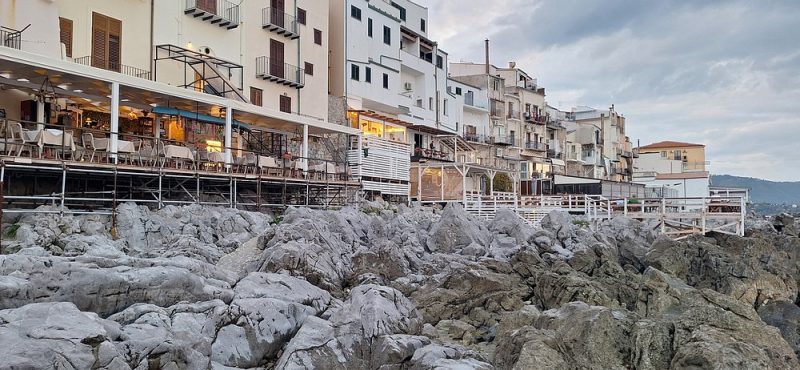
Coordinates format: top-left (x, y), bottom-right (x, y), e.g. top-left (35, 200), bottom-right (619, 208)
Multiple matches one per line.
top-left (282, 151), bottom-right (293, 161)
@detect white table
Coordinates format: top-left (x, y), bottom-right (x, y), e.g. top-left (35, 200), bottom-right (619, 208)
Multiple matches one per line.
top-left (36, 129), bottom-right (76, 157)
top-left (94, 138), bottom-right (135, 153)
top-left (164, 145), bottom-right (194, 160)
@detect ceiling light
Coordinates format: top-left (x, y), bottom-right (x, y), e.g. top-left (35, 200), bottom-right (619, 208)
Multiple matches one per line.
top-left (17, 78), bottom-right (29, 82)
top-left (57, 84), bottom-right (69, 90)
top-left (0, 73), bottom-right (10, 79)
top-left (73, 89), bottom-right (83, 93)
top-left (149, 103), bottom-right (158, 107)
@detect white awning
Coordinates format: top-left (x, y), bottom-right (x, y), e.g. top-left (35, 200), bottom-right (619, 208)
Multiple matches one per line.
top-left (554, 174), bottom-right (601, 185)
top-left (551, 159), bottom-right (566, 167)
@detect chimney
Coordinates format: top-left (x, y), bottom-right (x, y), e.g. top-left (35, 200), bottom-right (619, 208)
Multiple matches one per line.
top-left (509, 61), bottom-right (516, 69)
top-left (485, 39), bottom-right (490, 75)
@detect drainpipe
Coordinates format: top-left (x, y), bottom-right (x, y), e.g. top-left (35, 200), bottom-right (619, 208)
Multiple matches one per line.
top-left (434, 42), bottom-right (439, 131)
top-left (149, 0), bottom-right (154, 78)
top-left (295, 1), bottom-right (301, 115)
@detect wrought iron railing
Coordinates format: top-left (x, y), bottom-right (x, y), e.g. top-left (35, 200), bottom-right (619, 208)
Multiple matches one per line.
top-left (525, 141), bottom-right (547, 151)
top-left (262, 7), bottom-right (299, 36)
top-left (73, 56), bottom-right (152, 80)
top-left (255, 56), bottom-right (304, 86)
top-left (185, 0), bottom-right (240, 28)
top-left (0, 26), bottom-right (22, 50)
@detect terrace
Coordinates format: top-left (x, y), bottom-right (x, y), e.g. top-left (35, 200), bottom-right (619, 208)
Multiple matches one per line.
top-left (0, 47), bottom-right (359, 214)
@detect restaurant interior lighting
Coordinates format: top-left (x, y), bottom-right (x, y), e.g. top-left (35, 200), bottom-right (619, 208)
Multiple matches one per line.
top-left (17, 78), bottom-right (29, 82)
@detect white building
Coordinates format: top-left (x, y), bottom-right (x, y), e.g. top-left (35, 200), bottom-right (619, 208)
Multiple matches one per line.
top-left (329, 0), bottom-right (460, 200)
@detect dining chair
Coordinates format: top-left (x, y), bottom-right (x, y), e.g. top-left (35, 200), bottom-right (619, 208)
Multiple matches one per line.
top-left (10, 122), bottom-right (37, 157)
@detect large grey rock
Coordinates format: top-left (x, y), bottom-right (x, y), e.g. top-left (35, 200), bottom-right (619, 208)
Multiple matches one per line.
top-left (758, 300), bottom-right (800, 358)
top-left (426, 204), bottom-right (489, 254)
top-left (0, 254), bottom-right (234, 316)
top-left (0, 302), bottom-right (129, 370)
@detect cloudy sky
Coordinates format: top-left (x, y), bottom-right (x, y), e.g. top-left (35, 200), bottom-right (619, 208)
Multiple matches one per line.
top-left (414, 0), bottom-right (800, 181)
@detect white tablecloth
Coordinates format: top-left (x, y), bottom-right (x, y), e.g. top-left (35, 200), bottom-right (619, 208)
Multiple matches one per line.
top-left (164, 145), bottom-right (194, 160)
top-left (94, 138), bottom-right (135, 153)
top-left (207, 152), bottom-right (226, 163)
top-left (37, 129), bottom-right (76, 151)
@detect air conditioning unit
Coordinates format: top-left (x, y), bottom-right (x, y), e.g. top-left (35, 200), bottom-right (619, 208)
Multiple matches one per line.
top-left (404, 82), bottom-right (412, 91)
top-left (496, 148), bottom-right (503, 157)
top-left (523, 112), bottom-right (532, 120)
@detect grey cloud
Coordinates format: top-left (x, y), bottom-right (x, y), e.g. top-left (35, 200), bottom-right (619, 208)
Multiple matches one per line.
top-left (416, 0), bottom-right (800, 180)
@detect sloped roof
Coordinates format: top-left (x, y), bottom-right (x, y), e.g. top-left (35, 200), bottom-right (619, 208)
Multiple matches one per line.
top-left (638, 141), bottom-right (705, 150)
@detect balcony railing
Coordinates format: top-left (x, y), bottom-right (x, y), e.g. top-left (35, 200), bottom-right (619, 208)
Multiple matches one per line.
top-left (255, 56), bottom-right (305, 88)
top-left (464, 134), bottom-right (481, 143)
top-left (73, 56), bottom-right (152, 80)
top-left (262, 7), bottom-right (300, 39)
top-left (491, 135), bottom-right (515, 146)
top-left (547, 149), bottom-right (563, 159)
top-left (185, 0), bottom-right (240, 29)
top-left (507, 109), bottom-right (520, 120)
top-left (525, 141), bottom-right (547, 151)
top-left (1, 26), bottom-right (22, 50)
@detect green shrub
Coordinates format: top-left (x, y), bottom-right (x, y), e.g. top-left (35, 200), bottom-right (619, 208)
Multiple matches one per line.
top-left (5, 224), bottom-right (20, 238)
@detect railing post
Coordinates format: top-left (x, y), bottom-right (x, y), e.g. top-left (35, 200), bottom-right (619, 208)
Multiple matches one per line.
top-left (624, 198), bottom-right (628, 216)
top-left (224, 106), bottom-right (232, 170)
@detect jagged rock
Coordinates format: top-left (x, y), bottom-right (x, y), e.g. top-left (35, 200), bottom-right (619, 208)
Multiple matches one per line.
top-left (773, 213), bottom-right (798, 236)
top-left (233, 272), bottom-right (333, 313)
top-left (758, 300), bottom-right (800, 357)
top-left (426, 204), bottom-right (489, 254)
top-left (0, 302), bottom-right (129, 370)
top-left (275, 284), bottom-right (423, 369)
top-left (407, 344), bottom-right (494, 370)
top-left (0, 254), bottom-right (234, 316)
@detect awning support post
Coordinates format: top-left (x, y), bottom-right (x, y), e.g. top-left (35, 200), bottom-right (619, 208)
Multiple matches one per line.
top-left (224, 106), bottom-right (232, 169)
top-left (110, 82), bottom-right (120, 164)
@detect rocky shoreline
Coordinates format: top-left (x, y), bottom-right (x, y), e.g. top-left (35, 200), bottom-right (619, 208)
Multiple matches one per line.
top-left (0, 202), bottom-right (798, 369)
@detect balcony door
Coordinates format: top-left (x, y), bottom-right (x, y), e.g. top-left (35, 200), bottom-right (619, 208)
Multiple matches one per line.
top-left (270, 39), bottom-right (285, 79)
top-left (91, 12), bottom-right (121, 72)
top-left (197, 0), bottom-right (217, 14)
top-left (271, 0), bottom-right (285, 28)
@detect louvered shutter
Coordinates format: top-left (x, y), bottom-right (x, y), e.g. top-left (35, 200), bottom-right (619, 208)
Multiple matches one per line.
top-left (108, 17), bottom-right (122, 72)
top-left (59, 18), bottom-right (73, 58)
top-left (91, 13), bottom-right (107, 68)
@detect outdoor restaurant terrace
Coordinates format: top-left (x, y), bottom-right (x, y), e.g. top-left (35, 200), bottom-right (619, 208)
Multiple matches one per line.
top-left (0, 47), bottom-right (361, 215)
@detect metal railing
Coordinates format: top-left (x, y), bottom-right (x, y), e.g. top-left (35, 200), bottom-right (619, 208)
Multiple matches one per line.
top-left (255, 56), bottom-right (305, 86)
top-left (507, 109), bottom-right (520, 120)
top-left (525, 141), bottom-right (546, 151)
top-left (0, 118), bottom-right (351, 183)
top-left (464, 134), bottom-right (481, 143)
top-left (185, 0), bottom-right (240, 27)
top-left (0, 26), bottom-right (22, 50)
top-left (262, 7), bottom-right (299, 36)
top-left (73, 56), bottom-right (151, 80)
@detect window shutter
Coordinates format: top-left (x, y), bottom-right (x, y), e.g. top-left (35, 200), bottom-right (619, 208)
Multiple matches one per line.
top-left (108, 18), bottom-right (122, 72)
top-left (91, 13), bottom-right (108, 68)
top-left (59, 18), bottom-right (73, 58)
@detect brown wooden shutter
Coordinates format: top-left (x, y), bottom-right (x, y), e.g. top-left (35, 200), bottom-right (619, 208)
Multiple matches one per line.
top-left (279, 95), bottom-right (291, 113)
top-left (59, 17), bottom-right (73, 58)
top-left (197, 0), bottom-right (217, 14)
top-left (108, 17), bottom-right (122, 72)
top-left (91, 13), bottom-right (108, 68)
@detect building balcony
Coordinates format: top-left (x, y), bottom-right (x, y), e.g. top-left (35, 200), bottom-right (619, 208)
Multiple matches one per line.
top-left (185, 0), bottom-right (240, 29)
top-left (262, 7), bottom-right (300, 39)
top-left (463, 97), bottom-right (487, 110)
top-left (525, 141), bottom-right (547, 151)
top-left (546, 119), bottom-right (563, 129)
top-left (507, 109), bottom-right (520, 120)
top-left (523, 112), bottom-right (547, 125)
top-left (464, 134), bottom-right (481, 143)
top-left (547, 149), bottom-right (563, 159)
top-left (1, 26), bottom-right (22, 50)
top-left (491, 135), bottom-right (515, 146)
top-left (255, 56), bottom-right (305, 88)
top-left (73, 56), bottom-right (151, 80)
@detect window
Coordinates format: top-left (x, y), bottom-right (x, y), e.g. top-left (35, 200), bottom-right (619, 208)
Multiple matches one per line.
top-left (455, 87), bottom-right (462, 95)
top-left (382, 73), bottom-right (389, 89)
top-left (59, 17), bottom-right (73, 58)
top-left (421, 19), bottom-right (426, 32)
top-left (491, 78), bottom-right (500, 91)
top-left (314, 29), bottom-right (322, 45)
top-left (351, 64), bottom-right (360, 81)
top-left (305, 62), bottom-right (314, 76)
top-left (367, 18), bottom-right (373, 37)
top-left (297, 8), bottom-right (306, 25)
top-left (429, 97), bottom-right (433, 110)
top-left (351, 5), bottom-right (362, 20)
top-left (391, 2), bottom-right (406, 21)
top-left (279, 95), bottom-right (291, 113)
top-left (91, 12), bottom-right (122, 72)
top-left (443, 99), bottom-right (448, 116)
top-left (250, 87), bottom-right (263, 106)
top-left (383, 26), bottom-right (391, 45)
top-left (365, 67), bottom-right (372, 83)
top-left (436, 55), bottom-right (443, 69)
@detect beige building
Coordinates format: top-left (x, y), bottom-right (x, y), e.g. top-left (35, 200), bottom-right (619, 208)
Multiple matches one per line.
top-left (573, 105), bottom-right (634, 182)
top-left (636, 141), bottom-right (707, 172)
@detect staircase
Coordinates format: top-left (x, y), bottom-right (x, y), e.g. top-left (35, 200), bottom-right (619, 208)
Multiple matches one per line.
top-left (188, 59), bottom-right (248, 103)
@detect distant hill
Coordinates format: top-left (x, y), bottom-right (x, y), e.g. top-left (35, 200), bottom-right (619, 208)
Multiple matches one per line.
top-left (711, 175), bottom-right (800, 205)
